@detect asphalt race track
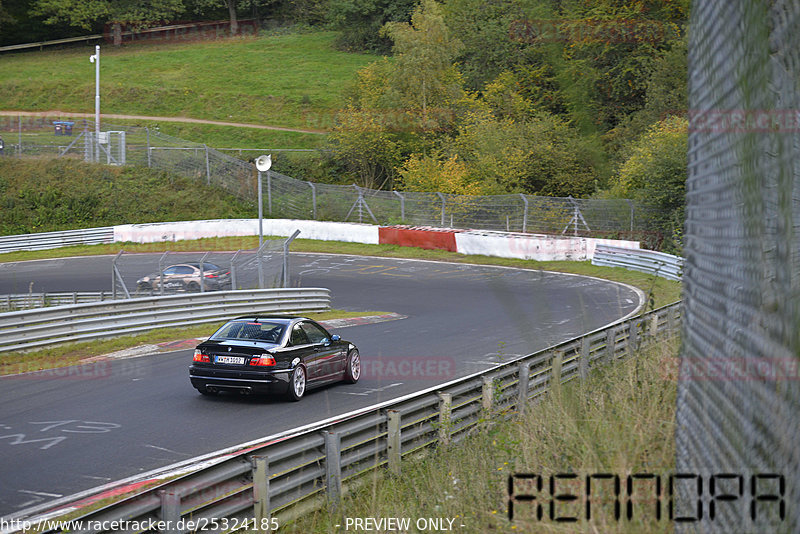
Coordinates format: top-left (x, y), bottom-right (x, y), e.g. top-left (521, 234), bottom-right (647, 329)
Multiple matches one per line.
top-left (0, 253), bottom-right (641, 515)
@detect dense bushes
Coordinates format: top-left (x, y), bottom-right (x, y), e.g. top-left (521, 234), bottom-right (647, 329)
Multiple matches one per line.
top-left (0, 158), bottom-right (253, 235)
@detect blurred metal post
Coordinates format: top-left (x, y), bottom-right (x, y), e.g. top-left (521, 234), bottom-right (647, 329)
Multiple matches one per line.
top-left (255, 155), bottom-right (272, 247)
top-left (258, 170), bottom-right (263, 247)
top-left (517, 362), bottom-right (530, 414)
top-left (267, 169), bottom-right (272, 215)
top-left (437, 192), bottom-right (446, 227)
top-left (158, 251), bottom-right (169, 296)
top-left (520, 193), bottom-right (529, 233)
top-left (18, 116), bottom-right (22, 156)
top-left (230, 249), bottom-right (240, 291)
top-left (579, 336), bottom-right (590, 380)
top-left (89, 45), bottom-right (100, 163)
top-left (481, 376), bottom-right (494, 412)
top-left (111, 250), bottom-right (122, 299)
top-left (204, 144), bottom-right (211, 185)
top-left (393, 191), bottom-right (405, 222)
top-left (387, 410), bottom-right (401, 476)
top-left (324, 431), bottom-right (341, 508)
top-left (198, 252), bottom-right (209, 293)
top-left (282, 230), bottom-right (301, 288)
top-left (252, 456), bottom-right (270, 528)
top-left (146, 127), bottom-right (151, 167)
top-left (307, 181), bottom-right (316, 220)
top-left (159, 490), bottom-right (180, 534)
top-left (111, 250), bottom-right (130, 299)
top-left (437, 392), bottom-right (452, 446)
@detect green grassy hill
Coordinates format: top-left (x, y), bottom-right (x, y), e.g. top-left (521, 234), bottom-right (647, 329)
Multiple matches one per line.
top-left (0, 157), bottom-right (254, 235)
top-left (0, 31), bottom-right (375, 147)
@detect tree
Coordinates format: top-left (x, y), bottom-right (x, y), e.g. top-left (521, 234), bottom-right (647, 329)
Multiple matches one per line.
top-left (380, 0), bottom-right (464, 119)
top-left (613, 115), bottom-right (687, 252)
top-left (397, 153), bottom-right (483, 195)
top-left (32, 0), bottom-right (184, 44)
top-left (328, 107), bottom-right (402, 190)
top-left (444, 110), bottom-right (602, 197)
top-left (327, 0), bottom-right (416, 53)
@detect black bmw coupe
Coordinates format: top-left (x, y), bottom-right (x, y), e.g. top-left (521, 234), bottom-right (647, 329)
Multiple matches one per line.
top-left (189, 316), bottom-right (360, 401)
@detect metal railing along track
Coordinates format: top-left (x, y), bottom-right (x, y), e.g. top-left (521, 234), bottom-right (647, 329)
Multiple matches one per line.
top-left (8, 302), bottom-right (681, 533)
top-left (0, 288), bottom-right (330, 352)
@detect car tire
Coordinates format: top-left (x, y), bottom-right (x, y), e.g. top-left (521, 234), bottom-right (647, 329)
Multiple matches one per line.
top-left (186, 281), bottom-right (200, 292)
top-left (287, 365), bottom-right (306, 401)
top-left (137, 282), bottom-right (152, 292)
top-left (344, 349), bottom-right (361, 384)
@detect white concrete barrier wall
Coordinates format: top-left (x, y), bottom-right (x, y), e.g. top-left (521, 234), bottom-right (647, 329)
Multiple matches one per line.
top-left (454, 231), bottom-right (640, 261)
top-left (112, 220), bottom-right (640, 262)
top-left (114, 219), bottom-right (380, 245)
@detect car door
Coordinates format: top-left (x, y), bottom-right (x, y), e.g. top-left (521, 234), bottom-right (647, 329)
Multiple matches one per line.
top-left (300, 321), bottom-right (342, 380)
top-left (288, 322), bottom-right (320, 379)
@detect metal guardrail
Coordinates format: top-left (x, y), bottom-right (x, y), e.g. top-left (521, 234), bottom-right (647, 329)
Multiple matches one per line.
top-left (14, 302), bottom-right (681, 533)
top-left (0, 288), bottom-right (330, 352)
top-left (0, 291), bottom-right (115, 312)
top-left (592, 244), bottom-right (683, 281)
top-left (0, 227), bottom-right (114, 254)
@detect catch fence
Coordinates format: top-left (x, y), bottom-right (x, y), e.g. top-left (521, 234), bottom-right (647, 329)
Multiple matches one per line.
top-left (0, 116), bottom-right (661, 244)
top-left (679, 1), bottom-right (800, 533)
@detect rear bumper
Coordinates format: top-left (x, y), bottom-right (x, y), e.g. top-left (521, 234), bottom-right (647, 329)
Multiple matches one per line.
top-left (189, 366), bottom-right (291, 394)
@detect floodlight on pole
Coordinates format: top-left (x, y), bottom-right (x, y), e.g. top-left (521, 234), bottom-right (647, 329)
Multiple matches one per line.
top-left (89, 45), bottom-right (100, 162)
top-left (255, 154), bottom-right (272, 247)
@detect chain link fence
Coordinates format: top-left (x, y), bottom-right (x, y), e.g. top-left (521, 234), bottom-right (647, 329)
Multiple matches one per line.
top-left (0, 115), bottom-right (663, 245)
top-left (111, 238), bottom-right (290, 298)
top-left (679, 1), bottom-right (800, 532)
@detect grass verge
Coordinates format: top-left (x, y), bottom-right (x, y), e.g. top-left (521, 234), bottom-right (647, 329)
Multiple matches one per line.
top-left (0, 309), bottom-right (383, 377)
top-left (0, 31), bottom-right (373, 131)
top-left (280, 336), bottom-right (678, 534)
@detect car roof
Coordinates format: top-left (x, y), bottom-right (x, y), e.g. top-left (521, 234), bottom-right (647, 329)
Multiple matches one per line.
top-left (230, 315), bottom-right (309, 324)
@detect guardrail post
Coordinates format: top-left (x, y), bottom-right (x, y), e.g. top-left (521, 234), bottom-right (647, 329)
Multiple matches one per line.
top-left (158, 490), bottom-right (180, 534)
top-left (482, 376), bottom-right (494, 412)
top-left (438, 392), bottom-right (452, 446)
top-left (649, 313), bottom-right (659, 339)
top-left (252, 455), bottom-right (270, 530)
top-left (387, 410), bottom-right (401, 476)
top-left (517, 362), bottom-right (530, 414)
top-left (667, 306), bottom-right (677, 333)
top-left (628, 321), bottom-right (639, 356)
top-left (579, 337), bottom-right (590, 380)
top-left (324, 431), bottom-right (341, 508)
top-left (551, 350), bottom-right (563, 397)
top-left (605, 328), bottom-right (615, 363)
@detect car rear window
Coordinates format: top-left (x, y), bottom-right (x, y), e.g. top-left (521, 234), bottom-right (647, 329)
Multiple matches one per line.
top-left (210, 321), bottom-right (285, 342)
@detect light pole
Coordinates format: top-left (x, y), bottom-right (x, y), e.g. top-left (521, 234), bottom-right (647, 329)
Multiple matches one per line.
top-left (255, 155), bottom-right (272, 288)
top-left (255, 154), bottom-right (272, 247)
top-left (89, 45), bottom-right (100, 162)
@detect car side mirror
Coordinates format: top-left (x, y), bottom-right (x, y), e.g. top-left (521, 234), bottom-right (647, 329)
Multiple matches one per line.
top-left (331, 335), bottom-right (340, 342)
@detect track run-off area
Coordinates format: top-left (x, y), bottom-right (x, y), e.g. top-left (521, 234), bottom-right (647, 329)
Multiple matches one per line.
top-left (0, 253), bottom-right (642, 516)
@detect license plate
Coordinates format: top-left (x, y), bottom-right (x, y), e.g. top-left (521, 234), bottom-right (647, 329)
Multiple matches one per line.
top-left (215, 355), bottom-right (245, 365)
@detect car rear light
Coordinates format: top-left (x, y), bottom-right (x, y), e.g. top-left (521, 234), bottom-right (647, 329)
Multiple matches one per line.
top-left (204, 273), bottom-right (218, 278)
top-left (193, 350), bottom-right (210, 363)
top-left (249, 354), bottom-right (276, 367)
